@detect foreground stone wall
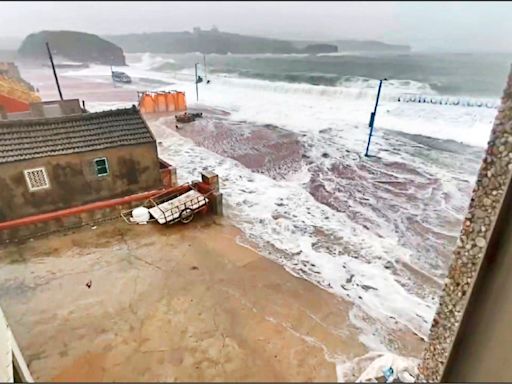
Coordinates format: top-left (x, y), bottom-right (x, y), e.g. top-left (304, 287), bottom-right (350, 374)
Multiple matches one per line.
top-left (0, 201), bottom-right (142, 244)
top-left (419, 67), bottom-right (512, 380)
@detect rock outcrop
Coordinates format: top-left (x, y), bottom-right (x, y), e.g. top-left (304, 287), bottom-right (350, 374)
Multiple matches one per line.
top-left (105, 27), bottom-right (297, 55)
top-left (333, 40), bottom-right (411, 53)
top-left (302, 44), bottom-right (338, 54)
top-left (18, 30), bottom-right (126, 66)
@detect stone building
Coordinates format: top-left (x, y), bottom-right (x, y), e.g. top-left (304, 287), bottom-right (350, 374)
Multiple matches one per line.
top-left (0, 106), bottom-right (162, 223)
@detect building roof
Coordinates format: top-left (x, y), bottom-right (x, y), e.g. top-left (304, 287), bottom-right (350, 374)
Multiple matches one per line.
top-left (0, 106), bottom-right (155, 163)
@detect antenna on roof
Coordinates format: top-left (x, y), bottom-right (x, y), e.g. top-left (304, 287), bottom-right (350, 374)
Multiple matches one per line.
top-left (45, 42), bottom-right (63, 101)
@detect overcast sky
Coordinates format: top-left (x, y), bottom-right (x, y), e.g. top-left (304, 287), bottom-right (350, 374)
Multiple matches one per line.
top-left (1, 1), bottom-right (511, 52)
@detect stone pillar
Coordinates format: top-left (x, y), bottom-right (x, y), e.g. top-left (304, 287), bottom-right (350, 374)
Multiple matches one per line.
top-left (201, 170), bottom-right (222, 216)
top-left (201, 170), bottom-right (219, 192)
top-left (169, 166), bottom-right (178, 187)
top-left (208, 191), bottom-right (223, 216)
top-left (29, 102), bottom-right (44, 118)
top-left (160, 165), bottom-right (178, 189)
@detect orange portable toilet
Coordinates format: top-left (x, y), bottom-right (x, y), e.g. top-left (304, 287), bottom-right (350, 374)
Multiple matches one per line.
top-left (165, 92), bottom-right (176, 112)
top-left (155, 93), bottom-right (167, 112)
top-left (139, 93), bottom-right (155, 113)
top-left (138, 91), bottom-right (187, 114)
top-left (176, 92), bottom-right (187, 111)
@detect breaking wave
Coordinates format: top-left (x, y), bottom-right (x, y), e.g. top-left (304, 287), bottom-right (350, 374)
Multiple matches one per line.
top-left (69, 52), bottom-right (496, 368)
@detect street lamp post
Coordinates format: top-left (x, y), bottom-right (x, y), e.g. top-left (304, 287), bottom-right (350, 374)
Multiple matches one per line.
top-left (194, 63), bottom-right (199, 102)
top-left (203, 54), bottom-right (207, 83)
top-left (364, 78), bottom-right (387, 157)
top-left (46, 42), bottom-right (63, 100)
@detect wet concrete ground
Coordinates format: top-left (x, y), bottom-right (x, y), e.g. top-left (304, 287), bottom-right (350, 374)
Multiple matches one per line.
top-left (0, 218), bottom-right (367, 381)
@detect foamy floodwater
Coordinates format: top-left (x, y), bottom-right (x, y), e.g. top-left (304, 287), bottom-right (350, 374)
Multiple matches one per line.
top-left (57, 53), bottom-right (494, 367)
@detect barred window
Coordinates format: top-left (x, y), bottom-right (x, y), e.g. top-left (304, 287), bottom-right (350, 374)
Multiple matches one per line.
top-left (94, 157), bottom-right (109, 177)
top-left (24, 167), bottom-right (50, 191)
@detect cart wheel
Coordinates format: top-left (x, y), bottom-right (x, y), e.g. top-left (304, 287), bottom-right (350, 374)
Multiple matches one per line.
top-left (180, 208), bottom-right (195, 224)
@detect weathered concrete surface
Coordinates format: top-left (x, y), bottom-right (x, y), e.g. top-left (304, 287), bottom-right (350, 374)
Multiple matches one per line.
top-left (0, 218), bottom-right (366, 381)
top-left (419, 67), bottom-right (512, 381)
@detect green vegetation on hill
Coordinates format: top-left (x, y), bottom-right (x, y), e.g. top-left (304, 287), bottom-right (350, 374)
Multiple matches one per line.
top-left (105, 28), bottom-right (298, 54)
top-left (18, 30), bottom-right (126, 65)
top-left (105, 28), bottom-right (410, 55)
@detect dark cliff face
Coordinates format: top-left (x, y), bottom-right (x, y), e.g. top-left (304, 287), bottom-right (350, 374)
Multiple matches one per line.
top-left (302, 44), bottom-right (338, 54)
top-left (104, 29), bottom-right (300, 54)
top-left (18, 30), bottom-right (126, 66)
top-left (333, 40), bottom-right (411, 52)
top-left (106, 29), bottom-right (411, 55)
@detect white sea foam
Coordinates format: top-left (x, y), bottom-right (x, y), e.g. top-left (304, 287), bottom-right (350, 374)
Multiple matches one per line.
top-left (148, 122), bottom-right (437, 341)
top-left (103, 57), bottom-right (495, 147)
top-left (61, 55), bottom-right (496, 148)
top-left (73, 54), bottom-right (494, 370)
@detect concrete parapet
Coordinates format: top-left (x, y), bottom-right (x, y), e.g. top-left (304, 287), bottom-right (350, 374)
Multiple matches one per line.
top-left (0, 306), bottom-right (32, 382)
top-left (209, 191), bottom-right (223, 216)
top-left (419, 66), bottom-right (512, 381)
top-left (201, 170), bottom-right (219, 192)
top-left (201, 170), bottom-right (222, 216)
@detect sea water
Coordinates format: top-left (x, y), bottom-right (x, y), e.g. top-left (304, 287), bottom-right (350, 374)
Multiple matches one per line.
top-left (59, 51), bottom-right (510, 378)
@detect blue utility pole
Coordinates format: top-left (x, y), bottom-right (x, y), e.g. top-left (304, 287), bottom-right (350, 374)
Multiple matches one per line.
top-left (365, 78), bottom-right (386, 157)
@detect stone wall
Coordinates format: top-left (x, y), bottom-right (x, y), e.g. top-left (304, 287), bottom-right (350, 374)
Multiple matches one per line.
top-left (0, 200), bottom-right (143, 244)
top-left (419, 66), bottom-right (512, 380)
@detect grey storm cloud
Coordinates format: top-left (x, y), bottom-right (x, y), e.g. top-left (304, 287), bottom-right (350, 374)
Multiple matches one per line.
top-left (1, 1), bottom-right (511, 52)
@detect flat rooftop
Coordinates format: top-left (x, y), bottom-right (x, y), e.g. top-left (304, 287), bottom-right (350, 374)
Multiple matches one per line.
top-left (0, 217), bottom-right (368, 381)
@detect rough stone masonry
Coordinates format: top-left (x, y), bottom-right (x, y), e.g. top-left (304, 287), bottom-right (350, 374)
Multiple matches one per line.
top-left (419, 66), bottom-right (512, 381)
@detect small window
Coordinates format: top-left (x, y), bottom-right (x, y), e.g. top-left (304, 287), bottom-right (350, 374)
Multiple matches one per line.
top-left (24, 167), bottom-right (50, 191)
top-left (94, 157), bottom-right (109, 177)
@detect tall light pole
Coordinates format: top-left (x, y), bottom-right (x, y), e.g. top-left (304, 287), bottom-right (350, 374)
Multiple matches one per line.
top-left (203, 54), bottom-right (207, 83)
top-left (194, 63), bottom-right (199, 102)
top-left (364, 78), bottom-right (387, 157)
top-left (46, 42), bottom-right (63, 100)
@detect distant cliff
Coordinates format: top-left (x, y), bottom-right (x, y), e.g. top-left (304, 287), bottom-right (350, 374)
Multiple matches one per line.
top-left (302, 44), bottom-right (338, 54)
top-left (332, 40), bottom-right (410, 53)
top-left (105, 28), bottom-right (410, 55)
top-left (294, 39), bottom-right (411, 53)
top-left (104, 28), bottom-right (299, 54)
top-left (18, 31), bottom-right (126, 65)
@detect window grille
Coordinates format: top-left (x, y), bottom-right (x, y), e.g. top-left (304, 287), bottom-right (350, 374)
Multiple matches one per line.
top-left (94, 158), bottom-right (109, 176)
top-left (24, 167), bottom-right (50, 191)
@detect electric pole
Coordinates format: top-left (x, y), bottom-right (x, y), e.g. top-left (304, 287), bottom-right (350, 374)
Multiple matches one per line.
top-left (46, 42), bottom-right (63, 100)
top-left (195, 63), bottom-right (199, 102)
top-left (365, 78), bottom-right (387, 157)
top-left (203, 54), bottom-right (207, 83)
